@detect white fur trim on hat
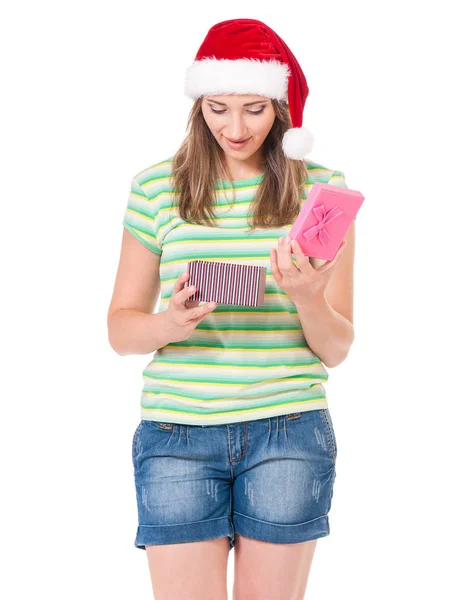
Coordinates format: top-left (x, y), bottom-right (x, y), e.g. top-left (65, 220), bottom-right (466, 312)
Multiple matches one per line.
top-left (184, 58), bottom-right (290, 101)
top-left (282, 126), bottom-right (314, 159)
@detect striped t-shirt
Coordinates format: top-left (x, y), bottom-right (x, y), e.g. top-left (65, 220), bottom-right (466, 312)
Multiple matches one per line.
top-left (122, 156), bottom-right (348, 426)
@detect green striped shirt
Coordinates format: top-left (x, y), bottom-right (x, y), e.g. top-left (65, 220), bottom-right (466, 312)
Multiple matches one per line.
top-left (122, 156), bottom-right (348, 425)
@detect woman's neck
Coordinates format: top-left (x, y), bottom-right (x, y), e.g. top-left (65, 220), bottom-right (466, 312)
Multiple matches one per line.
top-left (221, 150), bottom-right (264, 181)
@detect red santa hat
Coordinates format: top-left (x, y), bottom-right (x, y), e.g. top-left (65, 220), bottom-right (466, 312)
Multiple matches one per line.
top-left (184, 18), bottom-right (313, 160)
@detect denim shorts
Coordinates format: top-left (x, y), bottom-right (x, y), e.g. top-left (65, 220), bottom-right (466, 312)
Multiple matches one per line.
top-left (131, 408), bottom-right (337, 551)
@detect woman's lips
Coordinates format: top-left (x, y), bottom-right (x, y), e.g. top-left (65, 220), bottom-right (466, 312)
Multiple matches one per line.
top-left (225, 137), bottom-right (250, 149)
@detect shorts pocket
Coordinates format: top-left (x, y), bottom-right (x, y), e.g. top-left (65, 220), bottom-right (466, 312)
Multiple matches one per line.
top-left (319, 408), bottom-right (337, 462)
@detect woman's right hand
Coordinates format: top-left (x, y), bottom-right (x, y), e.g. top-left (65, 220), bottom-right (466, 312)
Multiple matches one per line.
top-left (164, 271), bottom-right (218, 343)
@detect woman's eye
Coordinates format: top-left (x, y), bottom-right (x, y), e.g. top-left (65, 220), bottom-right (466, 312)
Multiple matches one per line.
top-left (210, 108), bottom-right (265, 115)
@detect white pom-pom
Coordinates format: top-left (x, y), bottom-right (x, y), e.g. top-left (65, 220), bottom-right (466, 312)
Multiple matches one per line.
top-left (282, 126), bottom-right (314, 159)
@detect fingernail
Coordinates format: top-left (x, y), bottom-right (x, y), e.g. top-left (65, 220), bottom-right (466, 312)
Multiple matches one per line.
top-left (286, 236), bottom-right (291, 244)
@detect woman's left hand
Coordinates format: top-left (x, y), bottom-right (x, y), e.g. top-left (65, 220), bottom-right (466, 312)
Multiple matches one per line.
top-left (270, 236), bottom-right (347, 307)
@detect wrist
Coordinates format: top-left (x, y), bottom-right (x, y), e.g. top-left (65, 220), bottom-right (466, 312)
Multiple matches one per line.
top-left (293, 289), bottom-right (327, 312)
top-left (156, 310), bottom-right (178, 346)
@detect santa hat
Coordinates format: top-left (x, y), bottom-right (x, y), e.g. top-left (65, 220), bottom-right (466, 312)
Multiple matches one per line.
top-left (184, 18), bottom-right (313, 160)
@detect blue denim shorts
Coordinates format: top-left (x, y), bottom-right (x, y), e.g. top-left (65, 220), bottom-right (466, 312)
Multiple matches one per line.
top-left (132, 408), bottom-right (337, 551)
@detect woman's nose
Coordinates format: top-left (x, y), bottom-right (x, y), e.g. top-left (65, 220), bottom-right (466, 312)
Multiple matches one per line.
top-left (227, 114), bottom-right (248, 138)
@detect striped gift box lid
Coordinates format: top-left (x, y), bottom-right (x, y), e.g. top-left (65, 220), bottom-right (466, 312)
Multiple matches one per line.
top-left (185, 260), bottom-right (267, 307)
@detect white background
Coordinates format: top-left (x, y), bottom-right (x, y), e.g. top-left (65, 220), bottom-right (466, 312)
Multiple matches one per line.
top-left (2, 1), bottom-right (468, 598)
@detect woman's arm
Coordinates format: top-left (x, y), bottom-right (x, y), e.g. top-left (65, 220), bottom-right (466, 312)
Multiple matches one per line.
top-left (297, 221), bottom-right (356, 367)
top-left (107, 229), bottom-right (173, 355)
top-left (108, 309), bottom-right (175, 356)
top-left (295, 296), bottom-right (354, 368)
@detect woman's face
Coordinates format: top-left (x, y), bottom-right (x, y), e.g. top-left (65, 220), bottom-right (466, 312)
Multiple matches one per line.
top-left (201, 94), bottom-right (276, 159)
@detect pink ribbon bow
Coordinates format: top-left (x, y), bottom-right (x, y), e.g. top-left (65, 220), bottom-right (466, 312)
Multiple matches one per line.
top-left (303, 204), bottom-right (343, 246)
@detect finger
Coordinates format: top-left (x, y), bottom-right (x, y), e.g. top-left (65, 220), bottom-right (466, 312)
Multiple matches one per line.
top-left (173, 270), bottom-right (190, 294)
top-left (290, 238), bottom-right (311, 275)
top-left (277, 236), bottom-right (299, 275)
top-left (186, 301), bottom-right (217, 321)
top-left (176, 283), bottom-right (198, 306)
top-left (270, 248), bottom-right (282, 282)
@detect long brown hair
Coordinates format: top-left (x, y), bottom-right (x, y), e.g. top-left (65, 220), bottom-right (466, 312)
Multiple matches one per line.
top-left (170, 97), bottom-right (309, 231)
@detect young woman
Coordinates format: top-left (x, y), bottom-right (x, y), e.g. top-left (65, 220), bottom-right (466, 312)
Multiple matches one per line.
top-left (108, 18), bottom-right (355, 600)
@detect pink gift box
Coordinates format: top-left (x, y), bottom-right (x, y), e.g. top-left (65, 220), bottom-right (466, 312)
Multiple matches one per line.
top-left (289, 183), bottom-right (365, 261)
top-left (185, 260), bottom-right (267, 307)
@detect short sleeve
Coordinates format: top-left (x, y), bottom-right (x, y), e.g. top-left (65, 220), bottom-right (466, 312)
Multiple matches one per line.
top-left (122, 178), bottom-right (163, 254)
top-left (327, 170), bottom-right (357, 221)
top-left (327, 169), bottom-right (348, 189)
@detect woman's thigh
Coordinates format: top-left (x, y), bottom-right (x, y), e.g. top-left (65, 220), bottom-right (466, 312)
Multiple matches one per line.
top-left (146, 537), bottom-right (230, 600)
top-left (233, 534), bottom-right (318, 600)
